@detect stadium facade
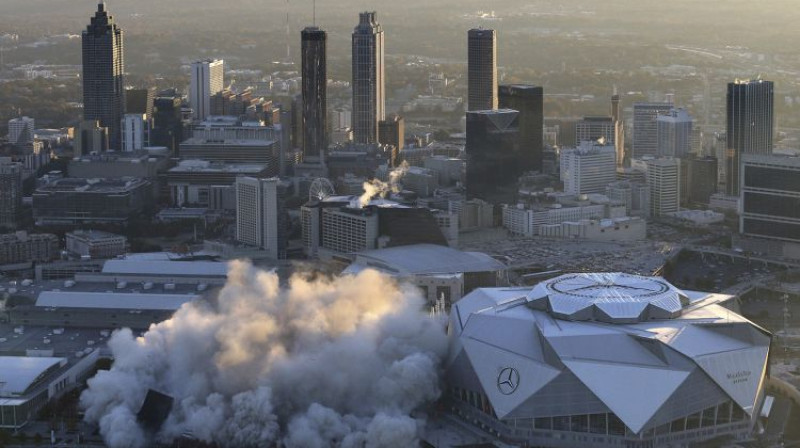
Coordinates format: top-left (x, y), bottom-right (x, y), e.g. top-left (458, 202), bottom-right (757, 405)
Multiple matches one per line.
top-left (445, 273), bottom-right (771, 447)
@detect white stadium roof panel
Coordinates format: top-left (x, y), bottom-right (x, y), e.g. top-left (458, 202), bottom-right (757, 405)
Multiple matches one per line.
top-left (0, 356), bottom-right (66, 396)
top-left (354, 244), bottom-right (506, 276)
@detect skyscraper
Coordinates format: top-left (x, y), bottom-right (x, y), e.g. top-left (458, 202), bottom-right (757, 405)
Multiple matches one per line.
top-left (467, 29), bottom-right (497, 111)
top-left (301, 27), bottom-right (327, 164)
top-left (379, 115), bottom-right (404, 150)
top-left (352, 12), bottom-right (385, 144)
top-left (611, 94), bottom-right (626, 167)
top-left (498, 84), bottom-right (544, 171)
top-left (121, 114), bottom-right (149, 152)
top-left (0, 159), bottom-right (23, 230)
top-left (189, 59), bottom-right (224, 121)
top-left (687, 156), bottom-right (718, 206)
top-left (82, 2), bottom-right (125, 150)
top-left (740, 154), bottom-right (800, 243)
top-left (8, 116), bottom-right (35, 145)
top-left (151, 94), bottom-right (183, 156)
top-left (646, 158), bottom-right (681, 217)
top-left (632, 102), bottom-right (673, 158)
top-left (465, 109), bottom-right (520, 202)
top-left (125, 88), bottom-right (154, 118)
top-left (560, 141), bottom-right (617, 195)
top-left (726, 79), bottom-right (774, 195)
top-left (656, 108), bottom-right (693, 158)
top-left (575, 116), bottom-right (615, 145)
top-left (235, 177), bottom-right (287, 260)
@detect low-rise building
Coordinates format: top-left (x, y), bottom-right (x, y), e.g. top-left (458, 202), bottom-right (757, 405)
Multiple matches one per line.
top-left (344, 244), bottom-right (506, 306)
top-left (163, 159), bottom-right (271, 208)
top-left (502, 195), bottom-right (625, 237)
top-left (0, 231), bottom-right (59, 266)
top-left (539, 217), bottom-right (647, 241)
top-left (32, 177), bottom-right (153, 226)
top-left (65, 230), bottom-right (128, 259)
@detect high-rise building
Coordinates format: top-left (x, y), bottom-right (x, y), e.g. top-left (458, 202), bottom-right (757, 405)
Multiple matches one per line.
top-left (646, 158), bottom-right (681, 217)
top-left (301, 27), bottom-right (327, 164)
top-left (74, 120), bottom-right (109, 157)
top-left (726, 79), bottom-right (774, 195)
top-left (189, 59), bottom-right (224, 121)
top-left (82, 2), bottom-right (125, 150)
top-left (611, 94), bottom-right (626, 167)
top-left (378, 114), bottom-right (404, 150)
top-left (121, 113), bottom-right (150, 152)
top-left (740, 154), bottom-right (800, 243)
top-left (656, 108), bottom-right (693, 158)
top-left (632, 102), bottom-right (672, 158)
top-left (465, 109), bottom-right (520, 202)
top-left (560, 141), bottom-right (617, 195)
top-left (351, 11), bottom-right (385, 144)
top-left (687, 156), bottom-right (718, 206)
top-left (0, 159), bottom-right (23, 230)
top-left (125, 88), bottom-right (154, 118)
top-left (498, 84), bottom-right (544, 171)
top-left (467, 28), bottom-right (497, 111)
top-left (150, 95), bottom-right (183, 156)
top-left (575, 116), bottom-right (615, 145)
top-left (235, 177), bottom-right (287, 259)
top-left (8, 116), bottom-right (35, 145)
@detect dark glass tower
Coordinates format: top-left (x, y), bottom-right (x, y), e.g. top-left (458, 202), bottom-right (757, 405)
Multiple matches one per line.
top-left (352, 12), bottom-right (385, 145)
top-left (301, 27), bottom-right (327, 164)
top-left (499, 84), bottom-right (544, 171)
top-left (82, 2), bottom-right (125, 151)
top-left (465, 109), bottom-right (521, 203)
top-left (726, 79), bottom-right (774, 195)
top-left (467, 28), bottom-right (497, 111)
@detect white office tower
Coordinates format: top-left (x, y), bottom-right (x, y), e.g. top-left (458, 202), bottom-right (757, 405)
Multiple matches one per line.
top-left (121, 114), bottom-right (149, 152)
top-left (236, 176), bottom-right (282, 259)
top-left (560, 141), bottom-right (616, 195)
top-left (646, 158), bottom-right (681, 216)
top-left (656, 108), bottom-right (693, 158)
top-left (8, 116), bottom-right (35, 145)
top-left (189, 59), bottom-right (224, 121)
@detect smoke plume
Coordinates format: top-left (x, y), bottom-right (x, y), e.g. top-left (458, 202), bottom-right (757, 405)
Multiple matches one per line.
top-left (80, 261), bottom-right (447, 447)
top-left (358, 161), bottom-right (410, 207)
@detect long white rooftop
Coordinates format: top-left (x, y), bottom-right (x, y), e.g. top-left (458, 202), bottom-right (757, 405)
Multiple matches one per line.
top-left (0, 356), bottom-right (66, 396)
top-left (101, 259), bottom-right (228, 278)
top-left (36, 291), bottom-right (198, 311)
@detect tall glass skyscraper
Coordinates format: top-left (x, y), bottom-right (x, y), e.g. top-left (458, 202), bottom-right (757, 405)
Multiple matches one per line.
top-left (82, 2), bottom-right (124, 151)
top-left (352, 12), bottom-right (385, 145)
top-left (301, 27), bottom-right (327, 164)
top-left (726, 79), bottom-right (774, 195)
top-left (499, 84), bottom-right (544, 171)
top-left (467, 29), bottom-right (497, 111)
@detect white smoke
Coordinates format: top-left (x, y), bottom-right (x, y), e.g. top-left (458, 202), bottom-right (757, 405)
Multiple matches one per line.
top-left (358, 161), bottom-right (410, 207)
top-left (80, 261), bottom-right (447, 448)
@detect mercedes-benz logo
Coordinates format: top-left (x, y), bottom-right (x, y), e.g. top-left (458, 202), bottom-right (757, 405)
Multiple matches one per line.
top-left (497, 367), bottom-right (520, 395)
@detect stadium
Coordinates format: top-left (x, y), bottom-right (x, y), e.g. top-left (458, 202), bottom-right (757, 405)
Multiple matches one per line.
top-left (444, 272), bottom-right (772, 447)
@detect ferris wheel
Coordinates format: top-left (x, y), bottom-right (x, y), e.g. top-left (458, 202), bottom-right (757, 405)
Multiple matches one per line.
top-left (309, 178), bottom-right (335, 201)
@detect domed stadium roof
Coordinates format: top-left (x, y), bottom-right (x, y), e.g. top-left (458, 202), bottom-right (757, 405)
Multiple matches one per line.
top-left (445, 274), bottom-right (772, 440)
top-left (526, 272), bottom-right (689, 323)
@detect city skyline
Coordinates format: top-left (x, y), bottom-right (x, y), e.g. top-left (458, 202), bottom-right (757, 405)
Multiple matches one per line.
top-left (0, 2), bottom-right (799, 447)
